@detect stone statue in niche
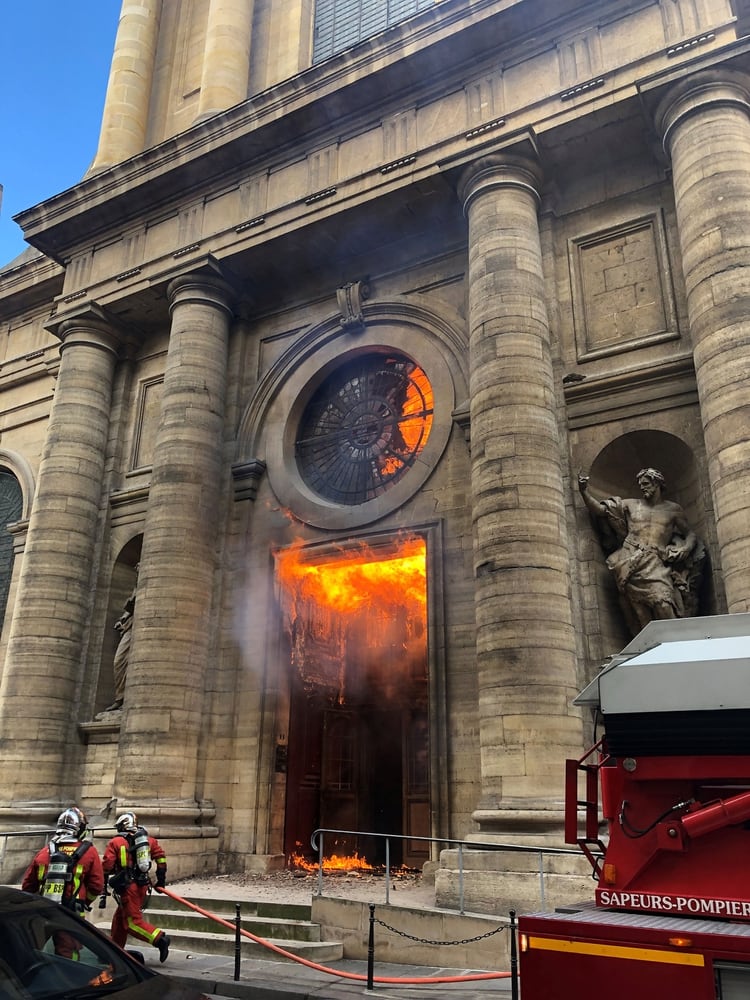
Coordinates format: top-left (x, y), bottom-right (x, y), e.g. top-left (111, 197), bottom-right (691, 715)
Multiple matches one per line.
top-left (103, 562), bottom-right (139, 713)
top-left (578, 467), bottom-right (705, 636)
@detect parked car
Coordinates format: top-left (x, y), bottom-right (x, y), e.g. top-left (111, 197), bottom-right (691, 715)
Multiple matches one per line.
top-left (0, 886), bottom-right (210, 998)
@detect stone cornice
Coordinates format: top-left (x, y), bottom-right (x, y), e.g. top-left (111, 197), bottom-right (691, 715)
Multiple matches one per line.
top-left (0, 253), bottom-right (64, 318)
top-left (13, 2), bottom-right (742, 266)
top-left (564, 354), bottom-right (699, 428)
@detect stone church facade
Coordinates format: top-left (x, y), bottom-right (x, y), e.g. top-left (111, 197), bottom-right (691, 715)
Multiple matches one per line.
top-left (0, 0), bottom-right (748, 912)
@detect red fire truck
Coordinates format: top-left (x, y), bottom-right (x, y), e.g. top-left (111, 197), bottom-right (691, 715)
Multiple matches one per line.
top-left (518, 612), bottom-right (750, 999)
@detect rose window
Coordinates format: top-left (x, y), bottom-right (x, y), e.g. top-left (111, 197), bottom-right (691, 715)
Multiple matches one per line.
top-left (295, 354), bottom-right (434, 505)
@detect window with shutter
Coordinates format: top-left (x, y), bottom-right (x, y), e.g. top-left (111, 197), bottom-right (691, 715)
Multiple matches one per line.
top-left (313, 0), bottom-right (437, 63)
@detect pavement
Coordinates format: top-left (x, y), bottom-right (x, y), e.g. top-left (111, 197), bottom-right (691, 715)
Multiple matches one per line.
top-left (152, 948), bottom-right (517, 1000)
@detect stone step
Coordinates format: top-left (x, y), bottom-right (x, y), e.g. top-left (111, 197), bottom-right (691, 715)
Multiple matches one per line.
top-left (148, 893), bottom-right (313, 922)
top-left (132, 926), bottom-right (345, 962)
top-left (135, 905), bottom-right (323, 941)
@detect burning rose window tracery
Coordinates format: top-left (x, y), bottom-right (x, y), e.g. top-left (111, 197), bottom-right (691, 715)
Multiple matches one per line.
top-left (295, 354), bottom-right (434, 505)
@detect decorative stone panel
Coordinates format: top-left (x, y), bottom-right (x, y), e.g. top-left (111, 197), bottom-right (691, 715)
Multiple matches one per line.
top-left (130, 376), bottom-right (163, 471)
top-left (569, 213), bottom-right (679, 361)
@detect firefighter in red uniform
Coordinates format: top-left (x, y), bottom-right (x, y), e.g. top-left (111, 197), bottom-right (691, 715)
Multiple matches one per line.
top-left (22, 806), bottom-right (105, 959)
top-left (103, 812), bottom-right (171, 962)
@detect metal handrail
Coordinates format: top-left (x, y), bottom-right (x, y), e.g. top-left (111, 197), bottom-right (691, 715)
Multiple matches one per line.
top-left (0, 826), bottom-right (119, 875)
top-left (310, 827), bottom-right (596, 913)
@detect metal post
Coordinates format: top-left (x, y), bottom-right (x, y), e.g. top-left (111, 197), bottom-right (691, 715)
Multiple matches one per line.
top-left (234, 903), bottom-right (241, 981)
top-left (385, 838), bottom-right (390, 906)
top-left (317, 833), bottom-right (324, 898)
top-left (367, 904), bottom-right (376, 991)
top-left (458, 842), bottom-right (465, 915)
top-left (509, 909), bottom-right (519, 1000)
top-left (538, 850), bottom-right (546, 910)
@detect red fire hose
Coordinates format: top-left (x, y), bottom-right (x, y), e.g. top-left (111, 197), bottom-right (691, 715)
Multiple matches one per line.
top-left (156, 886), bottom-right (510, 984)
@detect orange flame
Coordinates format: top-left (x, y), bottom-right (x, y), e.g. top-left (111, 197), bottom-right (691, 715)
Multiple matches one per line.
top-left (290, 850), bottom-right (376, 873)
top-left (276, 536), bottom-right (427, 616)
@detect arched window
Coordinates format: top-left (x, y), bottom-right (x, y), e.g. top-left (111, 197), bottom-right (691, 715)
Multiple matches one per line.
top-left (0, 470), bottom-right (23, 634)
top-left (313, 0), bottom-right (437, 63)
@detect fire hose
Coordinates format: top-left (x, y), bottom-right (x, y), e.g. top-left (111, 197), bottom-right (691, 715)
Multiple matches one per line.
top-left (156, 886), bottom-right (511, 984)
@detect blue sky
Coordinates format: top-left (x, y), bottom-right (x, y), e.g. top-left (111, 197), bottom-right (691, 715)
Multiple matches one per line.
top-left (0, 2), bottom-right (120, 266)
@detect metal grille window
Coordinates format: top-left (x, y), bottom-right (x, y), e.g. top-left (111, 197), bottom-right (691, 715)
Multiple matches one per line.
top-left (295, 353), bottom-right (434, 505)
top-left (313, 0), bottom-right (437, 63)
top-left (0, 470), bottom-right (22, 635)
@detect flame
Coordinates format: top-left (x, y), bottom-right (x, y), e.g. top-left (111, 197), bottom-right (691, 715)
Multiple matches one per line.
top-left (276, 535), bottom-right (427, 617)
top-left (399, 364), bottom-right (434, 453)
top-left (290, 850), bottom-right (376, 873)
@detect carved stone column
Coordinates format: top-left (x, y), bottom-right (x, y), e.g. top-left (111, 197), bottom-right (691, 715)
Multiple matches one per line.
top-left (656, 72), bottom-right (750, 613)
top-left (114, 264), bottom-right (233, 847)
top-left (92, 0), bottom-right (161, 170)
top-left (197, 0), bottom-right (254, 121)
top-left (458, 153), bottom-right (581, 840)
top-left (0, 309), bottom-right (120, 818)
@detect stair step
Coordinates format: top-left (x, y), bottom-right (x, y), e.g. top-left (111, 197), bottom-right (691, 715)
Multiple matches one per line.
top-left (95, 893), bottom-right (343, 963)
top-left (134, 926), bottom-right (344, 962)
top-left (136, 906), bottom-right (322, 941)
top-left (149, 894), bottom-right (312, 921)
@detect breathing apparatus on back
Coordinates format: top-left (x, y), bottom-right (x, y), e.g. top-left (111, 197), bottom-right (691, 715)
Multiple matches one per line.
top-left (41, 807), bottom-right (90, 907)
top-left (115, 812), bottom-right (152, 874)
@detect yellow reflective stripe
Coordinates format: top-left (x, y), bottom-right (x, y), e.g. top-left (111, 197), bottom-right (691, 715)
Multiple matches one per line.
top-left (126, 917), bottom-right (159, 944)
top-left (118, 845), bottom-right (128, 867)
top-left (527, 936), bottom-right (705, 967)
top-left (72, 863), bottom-right (84, 896)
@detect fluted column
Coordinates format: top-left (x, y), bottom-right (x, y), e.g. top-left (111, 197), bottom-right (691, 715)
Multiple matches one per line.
top-left (656, 72), bottom-right (750, 613)
top-left (197, 0), bottom-right (254, 121)
top-left (115, 264), bottom-right (234, 816)
top-left (458, 154), bottom-right (581, 839)
top-left (0, 310), bottom-right (120, 814)
top-left (91, 0), bottom-right (161, 170)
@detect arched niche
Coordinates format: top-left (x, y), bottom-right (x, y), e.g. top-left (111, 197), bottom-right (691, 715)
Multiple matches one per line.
top-left (588, 430), bottom-right (703, 532)
top-left (95, 535), bottom-right (142, 714)
top-left (584, 429), bottom-right (716, 630)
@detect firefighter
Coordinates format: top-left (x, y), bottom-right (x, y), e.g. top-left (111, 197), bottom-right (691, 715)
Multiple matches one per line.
top-left (22, 806), bottom-right (104, 910)
top-left (102, 811), bottom-right (170, 962)
top-left (21, 806), bottom-right (105, 960)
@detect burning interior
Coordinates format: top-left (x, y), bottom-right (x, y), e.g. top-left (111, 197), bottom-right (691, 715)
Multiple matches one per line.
top-left (275, 535), bottom-right (429, 869)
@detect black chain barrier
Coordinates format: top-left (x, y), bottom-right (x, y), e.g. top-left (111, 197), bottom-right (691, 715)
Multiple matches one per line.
top-left (374, 915), bottom-right (506, 947)
top-left (365, 903), bottom-right (516, 993)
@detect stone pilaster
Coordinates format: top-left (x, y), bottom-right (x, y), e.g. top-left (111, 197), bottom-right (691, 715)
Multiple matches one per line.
top-left (0, 309), bottom-right (120, 816)
top-left (656, 72), bottom-right (750, 613)
top-left (458, 153), bottom-right (581, 840)
top-left (114, 264), bottom-right (234, 843)
top-left (92, 0), bottom-right (161, 170)
top-left (197, 0), bottom-right (254, 121)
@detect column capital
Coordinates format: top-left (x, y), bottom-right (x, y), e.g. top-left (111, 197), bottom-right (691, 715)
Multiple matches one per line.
top-left (458, 152), bottom-right (544, 216)
top-left (46, 303), bottom-right (125, 357)
top-left (166, 259), bottom-right (238, 318)
top-left (654, 69), bottom-right (750, 155)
